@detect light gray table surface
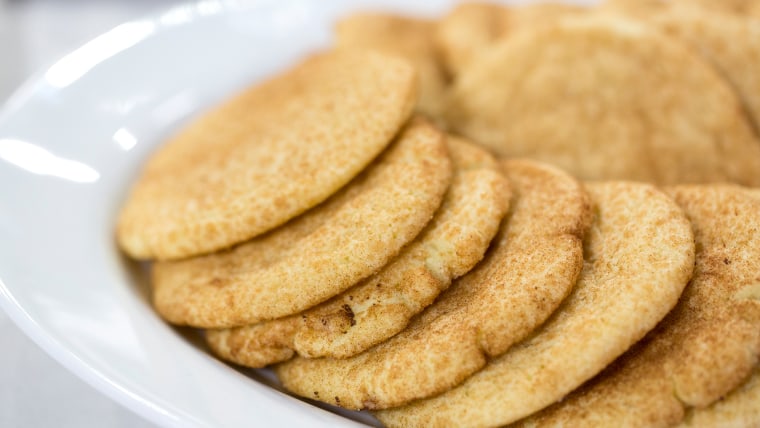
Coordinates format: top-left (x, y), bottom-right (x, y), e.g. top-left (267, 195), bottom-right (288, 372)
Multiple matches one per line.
top-left (0, 2), bottom-right (182, 426)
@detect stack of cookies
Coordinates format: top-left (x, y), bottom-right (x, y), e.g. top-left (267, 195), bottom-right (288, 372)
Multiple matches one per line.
top-left (117, 1), bottom-right (760, 427)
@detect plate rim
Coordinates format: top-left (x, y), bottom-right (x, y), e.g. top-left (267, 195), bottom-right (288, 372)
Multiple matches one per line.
top-left (0, 1), bottom-right (379, 426)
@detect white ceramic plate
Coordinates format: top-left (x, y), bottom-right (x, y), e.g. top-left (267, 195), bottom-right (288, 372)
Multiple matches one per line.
top-left (0, 1), bottom-right (590, 426)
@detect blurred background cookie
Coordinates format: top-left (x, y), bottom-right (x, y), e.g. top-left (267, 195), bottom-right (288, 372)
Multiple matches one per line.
top-left (446, 16), bottom-right (760, 185)
top-left (434, 1), bottom-right (586, 78)
top-left (606, 1), bottom-right (760, 138)
top-left (334, 13), bottom-right (447, 122)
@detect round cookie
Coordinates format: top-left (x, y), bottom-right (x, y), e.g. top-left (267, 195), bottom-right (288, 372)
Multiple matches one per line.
top-left (434, 2), bottom-right (585, 78)
top-left (518, 185), bottom-right (760, 427)
top-left (205, 136), bottom-right (509, 365)
top-left (117, 50), bottom-right (417, 260)
top-left (151, 118), bottom-right (452, 328)
top-left (678, 365), bottom-right (760, 427)
top-left (376, 181), bottom-right (696, 428)
top-left (604, 0), bottom-right (760, 134)
top-left (446, 16), bottom-right (760, 185)
top-left (335, 13), bottom-right (447, 121)
top-left (274, 159), bottom-right (591, 410)
top-left (644, 3), bottom-right (760, 133)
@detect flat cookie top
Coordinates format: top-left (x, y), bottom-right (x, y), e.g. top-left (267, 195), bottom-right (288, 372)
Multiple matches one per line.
top-left (605, 0), bottom-right (760, 138)
top-left (634, 3), bottom-right (760, 135)
top-left (446, 16), bottom-right (760, 185)
top-left (377, 182), bottom-right (695, 428)
top-left (520, 185), bottom-right (760, 427)
top-left (335, 13), bottom-right (446, 121)
top-left (205, 136), bottom-right (509, 366)
top-left (274, 159), bottom-right (590, 410)
top-left (434, 2), bottom-right (585, 77)
top-left (151, 118), bottom-right (451, 328)
top-left (117, 50), bottom-right (417, 260)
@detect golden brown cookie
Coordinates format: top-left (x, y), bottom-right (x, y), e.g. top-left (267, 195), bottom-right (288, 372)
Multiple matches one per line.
top-left (643, 3), bottom-right (760, 134)
top-left (274, 159), bottom-right (591, 410)
top-left (152, 118), bottom-right (452, 328)
top-left (117, 50), bottom-right (417, 260)
top-left (604, 0), bottom-right (760, 135)
top-left (377, 182), bottom-right (696, 428)
top-left (434, 2), bottom-right (510, 78)
top-left (518, 185), bottom-right (760, 427)
top-left (678, 365), bottom-right (760, 427)
top-left (334, 13), bottom-right (447, 121)
top-left (434, 2), bottom-right (585, 77)
top-left (672, 0), bottom-right (760, 18)
top-left (446, 16), bottom-right (760, 185)
top-left (602, 0), bottom-right (759, 18)
top-left (205, 316), bottom-right (300, 369)
top-left (293, 136), bottom-right (509, 358)
top-left (205, 136), bottom-right (509, 366)
top-left (600, 0), bottom-right (668, 16)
